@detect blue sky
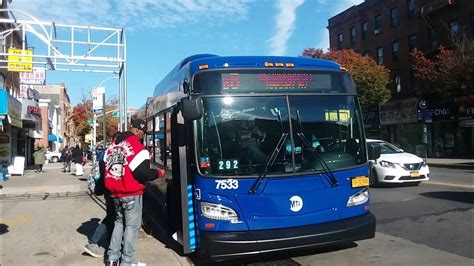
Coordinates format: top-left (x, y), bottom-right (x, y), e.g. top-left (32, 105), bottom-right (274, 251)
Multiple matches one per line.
top-left (11, 0), bottom-right (362, 108)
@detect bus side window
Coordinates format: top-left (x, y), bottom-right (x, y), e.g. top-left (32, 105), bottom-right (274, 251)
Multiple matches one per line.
top-left (165, 111), bottom-right (172, 172)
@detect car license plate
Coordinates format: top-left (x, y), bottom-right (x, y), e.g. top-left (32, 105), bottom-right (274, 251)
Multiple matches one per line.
top-left (351, 176), bottom-right (369, 188)
top-left (410, 171), bottom-right (420, 177)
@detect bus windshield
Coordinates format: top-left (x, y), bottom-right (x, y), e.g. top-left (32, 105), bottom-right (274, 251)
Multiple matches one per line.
top-left (196, 95), bottom-right (366, 177)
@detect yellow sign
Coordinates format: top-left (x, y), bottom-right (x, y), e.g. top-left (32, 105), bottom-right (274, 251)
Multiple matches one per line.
top-left (325, 109), bottom-right (351, 122)
top-left (8, 49), bottom-right (33, 72)
top-left (351, 176), bottom-right (369, 188)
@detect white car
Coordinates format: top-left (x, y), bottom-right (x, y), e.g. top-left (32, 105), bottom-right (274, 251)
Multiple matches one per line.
top-left (367, 139), bottom-right (430, 185)
top-left (45, 151), bottom-right (62, 163)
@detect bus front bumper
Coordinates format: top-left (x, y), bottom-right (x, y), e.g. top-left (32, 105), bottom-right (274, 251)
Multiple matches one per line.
top-left (198, 212), bottom-right (376, 260)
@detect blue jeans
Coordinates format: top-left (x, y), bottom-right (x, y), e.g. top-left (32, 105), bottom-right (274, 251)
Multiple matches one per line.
top-left (90, 194), bottom-right (116, 245)
top-left (107, 195), bottom-right (142, 265)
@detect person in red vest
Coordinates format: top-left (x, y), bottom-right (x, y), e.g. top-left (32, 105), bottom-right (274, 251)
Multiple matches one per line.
top-left (104, 119), bottom-right (165, 266)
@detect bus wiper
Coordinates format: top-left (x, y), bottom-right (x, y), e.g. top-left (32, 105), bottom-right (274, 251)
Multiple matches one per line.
top-left (248, 133), bottom-right (288, 194)
top-left (296, 110), bottom-right (338, 187)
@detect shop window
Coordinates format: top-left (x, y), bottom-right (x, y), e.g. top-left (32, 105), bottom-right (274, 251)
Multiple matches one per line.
top-left (391, 7), bottom-right (398, 27)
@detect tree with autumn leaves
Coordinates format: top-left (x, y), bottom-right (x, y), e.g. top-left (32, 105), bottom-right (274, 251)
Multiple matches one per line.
top-left (411, 34), bottom-right (474, 98)
top-left (301, 48), bottom-right (391, 108)
top-left (71, 97), bottom-right (118, 144)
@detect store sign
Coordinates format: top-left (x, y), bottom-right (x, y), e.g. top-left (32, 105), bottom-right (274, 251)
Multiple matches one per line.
top-left (8, 49), bottom-right (33, 72)
top-left (0, 88), bottom-right (7, 115)
top-left (362, 106), bottom-right (380, 127)
top-left (417, 100), bottom-right (457, 122)
top-left (380, 98), bottom-right (417, 125)
top-left (27, 105), bottom-right (40, 115)
top-left (20, 67), bottom-right (46, 85)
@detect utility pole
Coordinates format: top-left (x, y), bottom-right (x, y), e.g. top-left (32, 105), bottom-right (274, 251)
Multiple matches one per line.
top-left (103, 92), bottom-right (106, 145)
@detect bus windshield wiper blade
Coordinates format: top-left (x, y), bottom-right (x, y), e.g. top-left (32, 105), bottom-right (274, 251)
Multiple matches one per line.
top-left (295, 110), bottom-right (338, 187)
top-left (296, 133), bottom-right (338, 187)
top-left (248, 133), bottom-right (288, 194)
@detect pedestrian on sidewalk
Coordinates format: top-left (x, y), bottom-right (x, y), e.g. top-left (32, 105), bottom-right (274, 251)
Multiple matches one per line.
top-left (73, 144), bottom-right (84, 176)
top-left (62, 146), bottom-right (72, 173)
top-left (104, 119), bottom-right (165, 266)
top-left (32, 147), bottom-right (46, 173)
top-left (84, 133), bottom-right (119, 258)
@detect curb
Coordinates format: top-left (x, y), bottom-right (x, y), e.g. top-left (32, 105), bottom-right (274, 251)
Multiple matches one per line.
top-left (428, 163), bottom-right (474, 170)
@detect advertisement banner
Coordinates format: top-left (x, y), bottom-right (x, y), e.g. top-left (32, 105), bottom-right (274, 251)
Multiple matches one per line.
top-left (380, 98), bottom-right (418, 125)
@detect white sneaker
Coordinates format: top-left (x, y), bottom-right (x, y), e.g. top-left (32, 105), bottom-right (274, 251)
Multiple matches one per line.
top-left (131, 262), bottom-right (146, 266)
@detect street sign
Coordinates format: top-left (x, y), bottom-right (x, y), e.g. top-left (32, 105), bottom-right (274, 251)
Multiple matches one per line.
top-left (8, 49), bottom-right (33, 72)
top-left (112, 111), bottom-right (131, 117)
top-left (87, 119), bottom-right (93, 125)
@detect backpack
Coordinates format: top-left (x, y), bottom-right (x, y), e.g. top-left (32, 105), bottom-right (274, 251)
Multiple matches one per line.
top-left (88, 151), bottom-right (106, 196)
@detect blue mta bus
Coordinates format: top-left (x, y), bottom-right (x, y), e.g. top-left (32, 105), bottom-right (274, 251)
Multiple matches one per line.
top-left (143, 54), bottom-right (376, 261)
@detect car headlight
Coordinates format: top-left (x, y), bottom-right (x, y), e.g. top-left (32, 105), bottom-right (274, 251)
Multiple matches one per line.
top-left (421, 160), bottom-right (427, 167)
top-left (380, 160), bottom-right (396, 168)
top-left (347, 188), bottom-right (369, 207)
top-left (200, 202), bottom-right (238, 221)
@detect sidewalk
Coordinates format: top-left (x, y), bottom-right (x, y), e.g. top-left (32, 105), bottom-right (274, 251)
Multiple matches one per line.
top-left (0, 163), bottom-right (191, 265)
top-left (426, 158), bottom-right (474, 170)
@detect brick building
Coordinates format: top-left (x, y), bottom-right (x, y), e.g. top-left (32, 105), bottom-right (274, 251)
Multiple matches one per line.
top-left (328, 0), bottom-right (474, 157)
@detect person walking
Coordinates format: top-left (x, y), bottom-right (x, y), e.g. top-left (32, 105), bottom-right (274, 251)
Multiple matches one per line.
top-left (72, 145), bottom-right (84, 176)
top-left (104, 119), bottom-right (165, 266)
top-left (32, 147), bottom-right (46, 173)
top-left (62, 146), bottom-right (72, 173)
top-left (83, 133), bottom-right (119, 258)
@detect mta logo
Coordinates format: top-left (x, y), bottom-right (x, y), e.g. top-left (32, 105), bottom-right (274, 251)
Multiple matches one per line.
top-left (290, 196), bottom-right (303, 212)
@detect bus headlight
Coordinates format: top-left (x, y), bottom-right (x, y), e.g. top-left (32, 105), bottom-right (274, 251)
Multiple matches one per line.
top-left (347, 188), bottom-right (369, 207)
top-left (201, 202), bottom-right (239, 221)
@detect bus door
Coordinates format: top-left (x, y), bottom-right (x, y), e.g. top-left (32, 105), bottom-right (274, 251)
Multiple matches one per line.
top-left (167, 108), bottom-right (197, 254)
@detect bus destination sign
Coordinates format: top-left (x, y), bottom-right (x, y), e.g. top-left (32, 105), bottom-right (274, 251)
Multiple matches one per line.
top-left (222, 73), bottom-right (330, 92)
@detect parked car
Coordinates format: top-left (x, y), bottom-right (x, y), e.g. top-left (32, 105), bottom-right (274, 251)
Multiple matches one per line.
top-left (367, 139), bottom-right (430, 186)
top-left (45, 150), bottom-right (62, 163)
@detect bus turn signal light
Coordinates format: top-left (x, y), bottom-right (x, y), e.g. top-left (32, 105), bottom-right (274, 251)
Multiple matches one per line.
top-left (264, 62), bottom-right (274, 67)
top-left (199, 64), bottom-right (209, 70)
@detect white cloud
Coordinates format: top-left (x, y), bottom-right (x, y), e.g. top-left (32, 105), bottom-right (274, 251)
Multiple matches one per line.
top-left (10, 0), bottom-right (252, 29)
top-left (313, 0), bottom-right (364, 50)
top-left (268, 0), bottom-right (305, 56)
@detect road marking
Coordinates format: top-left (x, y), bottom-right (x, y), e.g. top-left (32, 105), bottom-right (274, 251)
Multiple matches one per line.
top-left (0, 215), bottom-right (32, 226)
top-left (423, 181), bottom-right (473, 189)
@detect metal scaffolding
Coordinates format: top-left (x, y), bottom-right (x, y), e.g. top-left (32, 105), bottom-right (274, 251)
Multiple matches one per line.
top-left (0, 9), bottom-right (128, 131)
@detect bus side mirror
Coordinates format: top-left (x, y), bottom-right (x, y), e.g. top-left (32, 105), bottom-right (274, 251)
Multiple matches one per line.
top-left (368, 145), bottom-right (381, 160)
top-left (181, 97), bottom-right (203, 121)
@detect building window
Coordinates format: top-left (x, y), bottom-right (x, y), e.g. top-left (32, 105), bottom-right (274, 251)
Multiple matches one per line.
top-left (428, 29), bottom-right (438, 50)
top-left (363, 51), bottom-right (369, 57)
top-left (392, 41), bottom-right (399, 59)
top-left (408, 35), bottom-right (417, 51)
top-left (391, 7), bottom-right (398, 27)
top-left (395, 74), bottom-right (401, 93)
top-left (410, 70), bottom-right (417, 90)
top-left (449, 19), bottom-right (459, 33)
top-left (374, 15), bottom-right (381, 34)
top-left (407, 0), bottom-right (415, 17)
top-left (376, 47), bottom-right (383, 65)
top-left (362, 21), bottom-right (368, 40)
top-left (338, 33), bottom-right (343, 50)
top-left (350, 27), bottom-right (356, 45)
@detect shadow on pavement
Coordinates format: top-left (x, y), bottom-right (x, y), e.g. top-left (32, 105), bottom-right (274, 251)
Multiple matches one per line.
top-left (420, 191), bottom-right (474, 204)
top-left (189, 242), bottom-right (357, 266)
top-left (371, 182), bottom-right (420, 189)
top-left (0, 223), bottom-right (9, 235)
top-left (76, 218), bottom-right (101, 240)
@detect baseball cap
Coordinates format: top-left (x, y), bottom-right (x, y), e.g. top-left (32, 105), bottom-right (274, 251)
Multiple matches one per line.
top-left (131, 119), bottom-right (148, 134)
